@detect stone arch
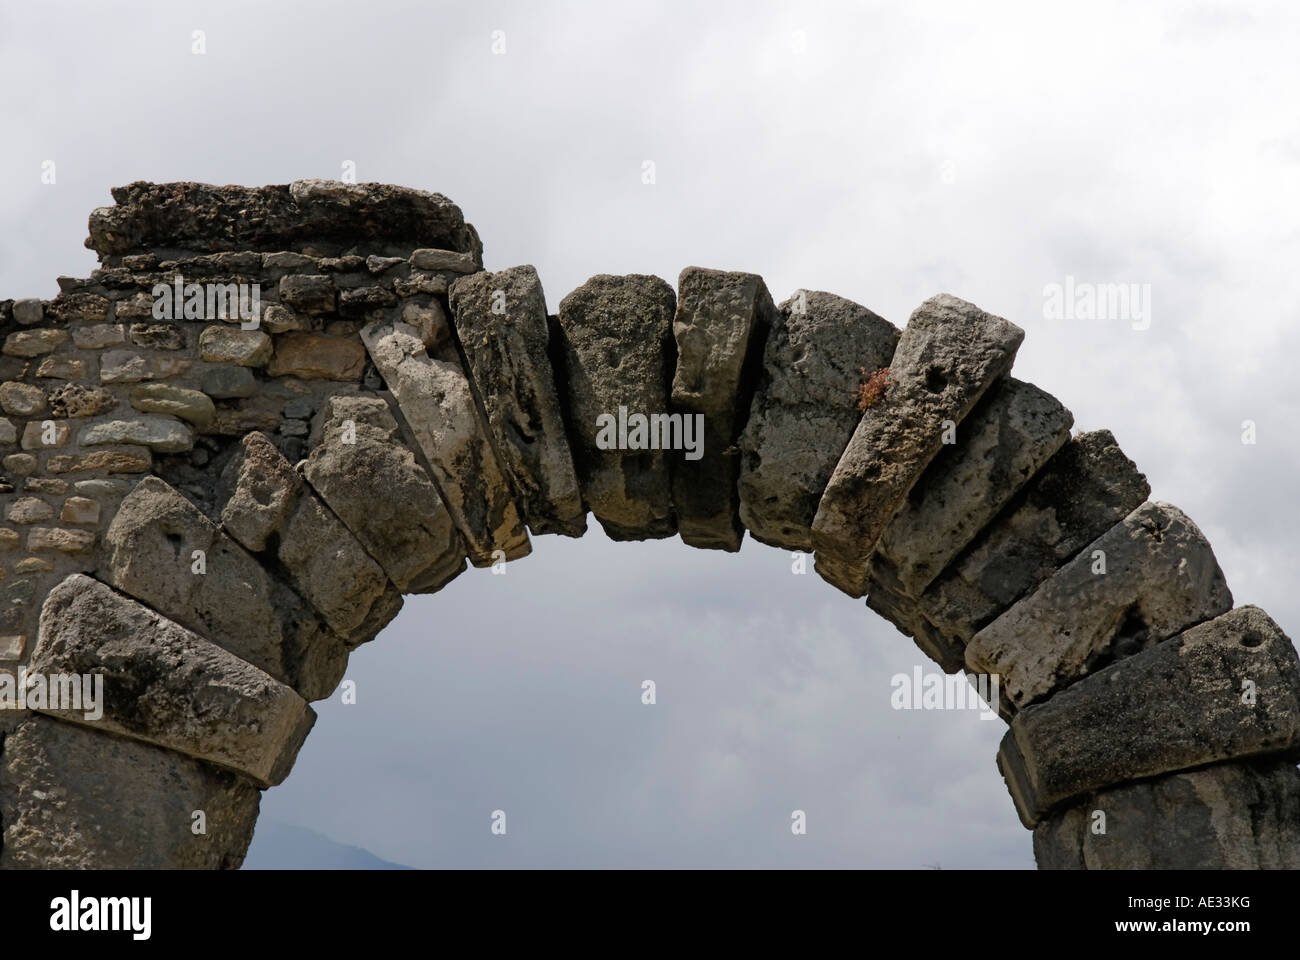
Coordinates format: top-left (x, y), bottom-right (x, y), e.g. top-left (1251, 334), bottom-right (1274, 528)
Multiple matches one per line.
top-left (0, 180), bottom-right (1297, 869)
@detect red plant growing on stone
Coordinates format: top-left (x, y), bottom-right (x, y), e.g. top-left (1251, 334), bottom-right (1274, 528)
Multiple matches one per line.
top-left (855, 366), bottom-right (891, 412)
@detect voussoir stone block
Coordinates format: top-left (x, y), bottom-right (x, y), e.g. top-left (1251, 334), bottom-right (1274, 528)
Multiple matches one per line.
top-left (919, 429), bottom-right (1150, 653)
top-left (361, 318), bottom-right (531, 565)
top-left (997, 606), bottom-right (1300, 828)
top-left (554, 274), bottom-right (678, 541)
top-left (669, 267), bottom-right (776, 552)
top-left (30, 574), bottom-right (316, 787)
top-left (966, 501), bottom-right (1233, 711)
top-left (219, 431), bottom-right (403, 647)
top-left (871, 377), bottom-right (1073, 597)
top-left (102, 475), bottom-right (348, 702)
top-left (737, 290), bottom-right (899, 552)
top-left (1032, 757), bottom-right (1300, 870)
top-left (0, 715), bottom-right (260, 869)
top-left (303, 402), bottom-right (467, 593)
top-left (449, 266), bottom-right (587, 538)
top-left (812, 294), bottom-right (1025, 597)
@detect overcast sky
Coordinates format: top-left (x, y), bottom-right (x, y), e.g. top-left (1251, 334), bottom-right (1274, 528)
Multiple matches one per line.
top-left (2, 0), bottom-right (1298, 868)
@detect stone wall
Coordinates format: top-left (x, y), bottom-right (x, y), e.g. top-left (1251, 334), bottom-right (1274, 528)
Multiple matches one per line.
top-left (0, 181), bottom-right (1295, 869)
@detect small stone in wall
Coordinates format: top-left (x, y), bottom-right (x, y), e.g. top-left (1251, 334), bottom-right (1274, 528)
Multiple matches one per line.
top-left (60, 497), bottom-right (101, 525)
top-left (0, 634), bottom-right (25, 659)
top-left (279, 275), bottom-right (336, 314)
top-left (20, 420), bottom-right (70, 450)
top-left (129, 323), bottom-right (185, 350)
top-left (47, 447), bottom-right (152, 474)
top-left (35, 357), bottom-right (87, 380)
top-left (112, 293), bottom-right (156, 320)
top-left (47, 293), bottom-right (110, 324)
top-left (411, 248), bottom-right (478, 273)
top-left (71, 324), bottom-right (126, 349)
top-left (73, 478), bottom-right (131, 496)
top-left (0, 528), bottom-right (18, 550)
top-left (48, 383), bottom-right (117, 418)
top-left (0, 418), bottom-right (14, 445)
top-left (25, 477), bottom-right (68, 494)
top-left (27, 526), bottom-right (96, 554)
top-left (198, 326), bottom-right (272, 367)
top-left (3, 329), bottom-right (67, 358)
top-left (0, 382), bottom-right (46, 417)
top-left (3, 454), bottom-right (36, 475)
top-left (261, 304), bottom-right (312, 334)
top-left (265, 332), bottom-right (366, 380)
top-left (129, 383), bottom-right (216, 426)
top-left (15, 557), bottom-right (53, 574)
top-left (77, 415), bottom-right (194, 454)
top-left (11, 299), bottom-right (44, 326)
top-left (6, 497), bottom-right (54, 524)
top-left (99, 350), bottom-right (192, 383)
top-left (200, 365), bottom-right (258, 399)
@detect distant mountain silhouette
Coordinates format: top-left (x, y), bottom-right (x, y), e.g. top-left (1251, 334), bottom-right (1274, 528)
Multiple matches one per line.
top-left (242, 821), bottom-right (412, 870)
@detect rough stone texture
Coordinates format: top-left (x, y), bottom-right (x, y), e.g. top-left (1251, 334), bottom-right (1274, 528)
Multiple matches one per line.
top-left (220, 432), bottom-right (403, 647)
top-left (30, 574), bottom-right (316, 787)
top-left (668, 267), bottom-right (775, 552)
top-left (49, 383), bottom-right (116, 418)
top-left (869, 378), bottom-right (1073, 598)
top-left (100, 349), bottom-right (191, 383)
top-left (101, 476), bottom-right (348, 701)
top-left (86, 179), bottom-right (479, 257)
top-left (449, 266), bottom-right (586, 538)
top-left (998, 606), bottom-right (1300, 827)
top-left (266, 332), bottom-right (367, 380)
top-left (553, 274), bottom-right (678, 540)
top-left (198, 326), bottom-right (272, 366)
top-left (78, 415), bottom-right (194, 453)
top-left (361, 318), bottom-right (530, 565)
top-left (129, 382), bottom-right (216, 425)
top-left (0, 716), bottom-right (260, 869)
top-left (920, 430), bottom-right (1151, 654)
top-left (3, 328), bottom-right (67, 358)
top-left (1032, 758), bottom-right (1300, 869)
top-left (71, 323), bottom-right (127, 349)
top-left (0, 381), bottom-right (46, 416)
top-left (967, 501), bottom-right (1233, 711)
top-left (812, 295), bottom-right (1025, 597)
top-left (303, 399), bottom-right (466, 593)
top-left (737, 290), bottom-right (899, 551)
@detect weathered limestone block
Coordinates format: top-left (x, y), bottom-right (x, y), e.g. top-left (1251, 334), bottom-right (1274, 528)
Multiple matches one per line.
top-left (3, 328), bottom-right (67, 357)
top-left (449, 266), bottom-right (586, 538)
top-left (266, 332), bottom-right (367, 380)
top-left (303, 400), bottom-right (466, 593)
top-left (102, 476), bottom-right (347, 701)
top-left (737, 290), bottom-right (899, 551)
top-left (870, 379), bottom-right (1073, 598)
top-left (920, 430), bottom-right (1150, 650)
top-left (28, 527), bottom-right (96, 554)
top-left (30, 574), bottom-right (316, 787)
top-left (668, 267), bottom-right (776, 552)
top-left (78, 415), bottom-right (194, 453)
top-left (129, 383), bottom-right (216, 426)
top-left (0, 381), bottom-right (46, 416)
top-left (130, 323), bottom-right (185, 350)
top-left (998, 606), bottom-right (1300, 827)
top-left (412, 248), bottom-right (479, 272)
top-left (47, 447), bottom-right (152, 474)
top-left (99, 349), bottom-right (191, 383)
top-left (812, 295), bottom-right (1025, 597)
top-left (279, 275), bottom-right (336, 315)
top-left (200, 365), bottom-right (257, 398)
top-left (967, 501), bottom-right (1233, 711)
top-left (361, 318), bottom-right (530, 565)
top-left (86, 180), bottom-right (478, 257)
top-left (21, 420), bottom-right (70, 449)
top-left (1032, 758), bottom-right (1300, 870)
top-left (71, 323), bottom-right (126, 349)
top-left (553, 274), bottom-right (678, 540)
top-left (198, 326), bottom-right (272, 366)
top-left (49, 382), bottom-right (116, 418)
top-left (36, 357), bottom-right (87, 380)
top-left (220, 432), bottom-right (403, 646)
top-left (0, 716), bottom-right (260, 869)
